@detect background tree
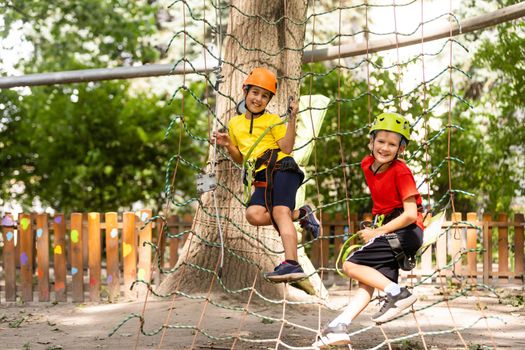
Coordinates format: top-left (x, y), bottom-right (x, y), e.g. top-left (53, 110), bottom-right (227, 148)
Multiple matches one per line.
top-left (462, 0), bottom-right (524, 213)
top-left (159, 0), bottom-right (310, 297)
top-left (299, 0), bottom-right (525, 216)
top-left (424, 0), bottom-right (525, 214)
top-left (0, 81), bottom-right (208, 212)
top-left (299, 60), bottom-right (431, 217)
top-left (0, 1), bottom-right (209, 212)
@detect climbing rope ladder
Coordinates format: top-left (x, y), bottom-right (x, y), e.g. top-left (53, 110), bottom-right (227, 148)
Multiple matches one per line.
top-left (108, 0), bottom-right (514, 348)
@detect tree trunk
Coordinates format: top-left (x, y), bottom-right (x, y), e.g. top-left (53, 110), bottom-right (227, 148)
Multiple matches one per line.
top-left (158, 0), bottom-right (308, 299)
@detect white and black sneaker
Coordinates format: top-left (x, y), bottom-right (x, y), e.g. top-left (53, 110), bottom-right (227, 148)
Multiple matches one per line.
top-left (312, 323), bottom-right (352, 349)
top-left (371, 287), bottom-right (417, 323)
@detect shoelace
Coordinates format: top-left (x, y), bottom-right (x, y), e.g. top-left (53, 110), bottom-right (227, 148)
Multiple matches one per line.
top-left (300, 216), bottom-right (318, 230)
top-left (376, 295), bottom-right (389, 312)
top-left (274, 261), bottom-right (287, 271)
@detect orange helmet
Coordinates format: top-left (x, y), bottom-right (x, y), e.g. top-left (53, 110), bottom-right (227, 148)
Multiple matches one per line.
top-left (243, 67), bottom-right (277, 94)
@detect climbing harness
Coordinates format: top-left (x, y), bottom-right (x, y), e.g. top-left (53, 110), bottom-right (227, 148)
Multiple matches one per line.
top-left (374, 207), bottom-right (418, 271)
top-left (245, 149), bottom-right (304, 233)
top-left (241, 96), bottom-right (303, 233)
top-left (241, 96), bottom-right (295, 203)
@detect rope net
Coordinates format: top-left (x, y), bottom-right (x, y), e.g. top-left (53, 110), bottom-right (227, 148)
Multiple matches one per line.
top-left (111, 1), bottom-right (505, 348)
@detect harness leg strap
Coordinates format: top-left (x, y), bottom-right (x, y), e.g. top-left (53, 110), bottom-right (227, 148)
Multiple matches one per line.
top-left (385, 233), bottom-right (416, 271)
top-left (263, 149), bottom-right (281, 233)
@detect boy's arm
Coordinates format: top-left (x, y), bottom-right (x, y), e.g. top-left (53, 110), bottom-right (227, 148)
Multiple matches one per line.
top-left (225, 143), bottom-right (243, 164)
top-left (359, 196), bottom-right (418, 242)
top-left (276, 98), bottom-right (298, 154)
top-left (212, 131), bottom-right (243, 164)
top-left (375, 196), bottom-right (418, 235)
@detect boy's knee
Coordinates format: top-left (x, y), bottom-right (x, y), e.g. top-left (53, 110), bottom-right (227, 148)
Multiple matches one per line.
top-left (245, 208), bottom-right (261, 225)
top-left (271, 206), bottom-right (291, 220)
top-left (342, 261), bottom-right (356, 277)
top-left (245, 213), bottom-right (256, 225)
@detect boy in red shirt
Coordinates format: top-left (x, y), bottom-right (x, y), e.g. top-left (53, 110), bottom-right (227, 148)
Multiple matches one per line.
top-left (314, 112), bottom-right (424, 348)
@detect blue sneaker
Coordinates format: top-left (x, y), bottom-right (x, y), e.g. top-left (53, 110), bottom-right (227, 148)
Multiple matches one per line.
top-left (299, 205), bottom-right (320, 239)
top-left (265, 261), bottom-right (306, 283)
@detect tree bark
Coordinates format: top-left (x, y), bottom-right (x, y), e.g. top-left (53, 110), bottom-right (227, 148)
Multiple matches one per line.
top-left (158, 0), bottom-right (308, 299)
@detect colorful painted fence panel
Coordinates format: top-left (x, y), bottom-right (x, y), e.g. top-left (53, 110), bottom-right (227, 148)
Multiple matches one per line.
top-left (0, 210), bottom-right (191, 303)
top-left (0, 211), bottom-right (523, 303)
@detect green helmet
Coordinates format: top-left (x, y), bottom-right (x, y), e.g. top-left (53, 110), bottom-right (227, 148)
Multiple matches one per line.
top-left (370, 112), bottom-right (411, 142)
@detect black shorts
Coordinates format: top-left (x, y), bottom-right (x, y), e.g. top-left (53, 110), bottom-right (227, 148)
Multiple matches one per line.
top-left (248, 168), bottom-right (302, 211)
top-left (346, 224), bottom-right (423, 282)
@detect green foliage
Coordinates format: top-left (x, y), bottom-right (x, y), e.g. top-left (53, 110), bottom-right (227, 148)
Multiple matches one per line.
top-left (300, 62), bottom-right (427, 215)
top-left (301, 11), bottom-right (525, 215)
top-left (0, 81), bottom-right (207, 212)
top-left (459, 4), bottom-right (525, 212)
top-left (394, 339), bottom-right (424, 350)
top-left (2, 1), bottom-right (523, 215)
top-left (0, 1), bottom-right (209, 212)
top-left (1, 0), bottom-right (159, 71)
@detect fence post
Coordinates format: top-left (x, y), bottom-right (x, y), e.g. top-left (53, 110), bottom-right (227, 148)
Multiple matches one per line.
top-left (321, 212), bottom-right (331, 280)
top-left (515, 213), bottom-right (524, 281)
top-left (333, 213), bottom-right (345, 285)
top-left (498, 213), bottom-right (509, 281)
top-left (88, 213), bottom-right (101, 302)
top-left (36, 214), bottom-right (50, 302)
top-left (345, 213), bottom-right (359, 289)
top-left (70, 213), bottom-right (84, 302)
top-left (122, 212), bottom-right (137, 299)
top-left (436, 214), bottom-right (447, 277)
top-left (53, 214), bottom-right (67, 302)
top-left (19, 213), bottom-right (34, 302)
top-left (310, 214), bottom-right (319, 268)
top-left (105, 212), bottom-right (120, 302)
top-left (169, 215), bottom-right (179, 268)
top-left (82, 213), bottom-right (89, 278)
top-left (333, 213), bottom-right (344, 261)
top-left (451, 212), bottom-right (463, 275)
top-left (154, 216), bottom-right (165, 285)
top-left (2, 213), bottom-right (16, 301)
top-left (420, 213), bottom-right (433, 283)
top-left (498, 213), bottom-right (510, 282)
top-left (137, 209), bottom-right (152, 297)
top-left (482, 214), bottom-right (492, 284)
top-left (466, 212), bottom-right (478, 279)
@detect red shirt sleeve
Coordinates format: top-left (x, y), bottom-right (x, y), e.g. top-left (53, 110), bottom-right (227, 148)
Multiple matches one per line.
top-left (396, 171), bottom-right (420, 201)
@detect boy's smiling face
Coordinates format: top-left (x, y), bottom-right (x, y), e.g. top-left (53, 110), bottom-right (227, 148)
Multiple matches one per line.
top-left (245, 86), bottom-right (272, 115)
top-left (370, 130), bottom-right (405, 165)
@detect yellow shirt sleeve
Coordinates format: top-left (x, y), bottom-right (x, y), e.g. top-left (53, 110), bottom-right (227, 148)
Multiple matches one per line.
top-left (269, 114), bottom-right (286, 143)
top-left (227, 113), bottom-right (290, 171)
top-left (227, 117), bottom-right (238, 147)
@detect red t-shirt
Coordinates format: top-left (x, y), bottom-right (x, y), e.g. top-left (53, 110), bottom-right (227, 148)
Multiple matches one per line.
top-left (361, 155), bottom-right (424, 230)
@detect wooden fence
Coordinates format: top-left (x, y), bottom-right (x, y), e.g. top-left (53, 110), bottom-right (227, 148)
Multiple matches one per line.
top-left (309, 212), bottom-right (524, 285)
top-left (0, 210), bottom-right (192, 303)
top-left (0, 211), bottom-right (523, 303)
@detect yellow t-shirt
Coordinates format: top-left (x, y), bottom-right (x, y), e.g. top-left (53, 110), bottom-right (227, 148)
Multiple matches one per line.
top-left (228, 112), bottom-right (290, 171)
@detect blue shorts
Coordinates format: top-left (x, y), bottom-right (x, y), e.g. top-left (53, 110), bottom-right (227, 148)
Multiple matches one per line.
top-left (248, 169), bottom-right (302, 211)
top-left (346, 224), bottom-right (423, 282)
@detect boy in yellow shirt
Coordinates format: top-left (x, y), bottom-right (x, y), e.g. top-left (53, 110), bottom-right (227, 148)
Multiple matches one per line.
top-left (213, 67), bottom-right (319, 283)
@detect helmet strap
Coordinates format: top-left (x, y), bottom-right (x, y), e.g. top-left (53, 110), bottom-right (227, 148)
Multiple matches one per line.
top-left (372, 161), bottom-right (392, 175)
top-left (246, 108), bottom-right (264, 134)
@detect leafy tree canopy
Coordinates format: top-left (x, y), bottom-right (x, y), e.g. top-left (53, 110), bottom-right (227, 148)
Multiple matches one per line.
top-left (0, 81), bottom-right (208, 213)
top-left (0, 1), bottom-right (209, 213)
top-left (1, 0), bottom-right (159, 72)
